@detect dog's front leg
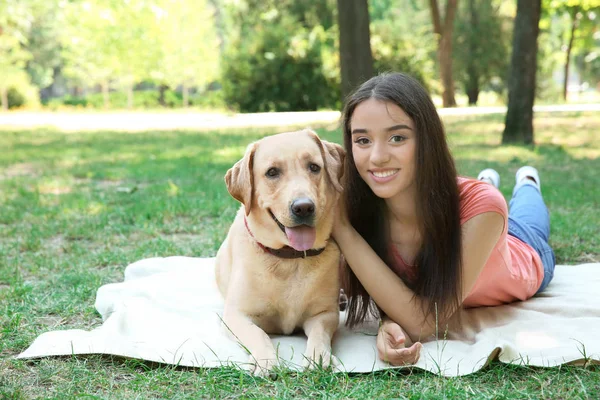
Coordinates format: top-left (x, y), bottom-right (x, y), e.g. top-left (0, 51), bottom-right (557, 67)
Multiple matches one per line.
top-left (222, 306), bottom-right (278, 375)
top-left (302, 311), bottom-right (339, 369)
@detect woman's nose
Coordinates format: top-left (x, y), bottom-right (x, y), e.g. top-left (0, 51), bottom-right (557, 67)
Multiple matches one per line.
top-left (370, 141), bottom-right (390, 165)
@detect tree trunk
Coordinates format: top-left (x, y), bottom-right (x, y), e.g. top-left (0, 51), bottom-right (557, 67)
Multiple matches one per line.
top-left (337, 0), bottom-right (375, 100)
top-left (158, 84), bottom-right (168, 107)
top-left (1, 87), bottom-right (8, 111)
top-left (182, 82), bottom-right (189, 108)
top-left (430, 0), bottom-right (458, 108)
top-left (563, 8), bottom-right (579, 102)
top-left (127, 85), bottom-right (134, 109)
top-left (465, 0), bottom-right (479, 106)
top-left (502, 0), bottom-right (541, 145)
top-left (466, 66), bottom-right (479, 105)
top-left (102, 80), bottom-right (110, 109)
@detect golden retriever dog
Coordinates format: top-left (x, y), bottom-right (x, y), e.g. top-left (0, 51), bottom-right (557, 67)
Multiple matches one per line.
top-left (215, 129), bottom-right (345, 375)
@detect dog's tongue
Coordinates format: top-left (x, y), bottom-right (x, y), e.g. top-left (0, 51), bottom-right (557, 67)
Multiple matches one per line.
top-left (284, 225), bottom-right (316, 251)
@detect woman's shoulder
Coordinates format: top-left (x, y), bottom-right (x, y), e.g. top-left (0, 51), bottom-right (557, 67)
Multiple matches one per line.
top-left (457, 176), bottom-right (508, 223)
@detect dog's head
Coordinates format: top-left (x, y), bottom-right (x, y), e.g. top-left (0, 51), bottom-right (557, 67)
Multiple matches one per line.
top-left (225, 129), bottom-right (345, 251)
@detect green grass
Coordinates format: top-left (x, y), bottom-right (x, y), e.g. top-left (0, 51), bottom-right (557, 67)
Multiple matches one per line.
top-left (1, 112), bottom-right (599, 399)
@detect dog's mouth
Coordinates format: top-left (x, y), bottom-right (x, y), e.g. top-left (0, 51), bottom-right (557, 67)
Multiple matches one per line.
top-left (269, 210), bottom-right (316, 252)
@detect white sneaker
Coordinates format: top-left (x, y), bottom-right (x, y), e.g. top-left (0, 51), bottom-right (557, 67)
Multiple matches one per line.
top-left (477, 168), bottom-right (500, 188)
top-left (515, 166), bottom-right (541, 192)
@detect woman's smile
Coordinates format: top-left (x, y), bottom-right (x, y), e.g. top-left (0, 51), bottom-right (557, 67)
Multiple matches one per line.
top-left (370, 168), bottom-right (400, 182)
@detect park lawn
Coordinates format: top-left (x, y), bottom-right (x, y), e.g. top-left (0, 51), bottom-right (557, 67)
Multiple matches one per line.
top-left (1, 112), bottom-right (599, 399)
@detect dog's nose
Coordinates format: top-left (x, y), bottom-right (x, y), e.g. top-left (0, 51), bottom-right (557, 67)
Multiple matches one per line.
top-left (291, 198), bottom-right (315, 218)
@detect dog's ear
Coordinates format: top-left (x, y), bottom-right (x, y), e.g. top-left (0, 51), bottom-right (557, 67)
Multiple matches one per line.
top-left (225, 142), bottom-right (257, 215)
top-left (322, 140), bottom-right (345, 192)
top-left (307, 130), bottom-right (345, 193)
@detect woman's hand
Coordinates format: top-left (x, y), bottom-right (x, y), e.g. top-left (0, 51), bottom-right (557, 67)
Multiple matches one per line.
top-left (377, 318), bottom-right (422, 366)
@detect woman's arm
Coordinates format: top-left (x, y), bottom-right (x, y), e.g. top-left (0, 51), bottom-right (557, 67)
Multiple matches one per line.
top-left (334, 211), bottom-right (504, 342)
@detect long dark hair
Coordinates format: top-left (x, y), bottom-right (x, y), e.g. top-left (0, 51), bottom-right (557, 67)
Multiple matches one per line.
top-left (341, 72), bottom-right (462, 328)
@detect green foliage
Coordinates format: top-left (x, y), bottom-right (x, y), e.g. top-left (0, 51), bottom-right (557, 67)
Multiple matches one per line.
top-left (1, 70), bottom-right (40, 109)
top-left (0, 0), bottom-right (37, 108)
top-left (371, 38), bottom-right (433, 91)
top-left (221, 3), bottom-right (339, 112)
top-left (6, 88), bottom-right (25, 108)
top-left (368, 0), bottom-right (437, 92)
top-left (150, 0), bottom-right (220, 100)
top-left (536, 15), bottom-right (562, 101)
top-left (23, 0), bottom-right (63, 89)
top-left (3, 0), bottom-right (599, 110)
top-left (539, 0), bottom-right (600, 98)
top-left (452, 0), bottom-right (511, 103)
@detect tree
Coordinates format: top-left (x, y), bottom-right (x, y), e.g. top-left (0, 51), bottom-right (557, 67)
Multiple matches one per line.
top-left (337, 0), bottom-right (375, 100)
top-left (453, 0), bottom-right (510, 105)
top-left (151, 0), bottom-right (220, 108)
top-left (60, 0), bottom-right (124, 108)
top-left (370, 0), bottom-right (436, 90)
top-left (0, 0), bottom-right (35, 110)
top-left (221, 0), bottom-right (339, 112)
top-left (429, 0), bottom-right (459, 107)
top-left (61, 0), bottom-right (163, 109)
top-left (23, 0), bottom-right (63, 94)
top-left (574, 12), bottom-right (600, 90)
top-left (502, 0), bottom-right (542, 145)
top-left (544, 0), bottom-right (600, 101)
top-left (0, 35), bottom-right (32, 110)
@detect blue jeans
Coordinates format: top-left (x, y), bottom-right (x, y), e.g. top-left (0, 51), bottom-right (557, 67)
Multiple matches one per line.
top-left (507, 181), bottom-right (556, 294)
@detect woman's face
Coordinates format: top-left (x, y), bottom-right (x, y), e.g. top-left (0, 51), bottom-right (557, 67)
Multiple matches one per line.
top-left (349, 98), bottom-right (417, 200)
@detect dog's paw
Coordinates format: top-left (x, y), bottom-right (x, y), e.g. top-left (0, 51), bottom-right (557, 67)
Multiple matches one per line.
top-left (302, 346), bottom-right (337, 370)
top-left (248, 354), bottom-right (279, 377)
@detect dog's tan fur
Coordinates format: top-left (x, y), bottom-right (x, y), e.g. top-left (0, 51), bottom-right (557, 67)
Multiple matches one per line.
top-left (215, 129), bottom-right (344, 374)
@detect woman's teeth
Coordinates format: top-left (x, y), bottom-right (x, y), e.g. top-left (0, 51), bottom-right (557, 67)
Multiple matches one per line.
top-left (372, 169), bottom-right (398, 178)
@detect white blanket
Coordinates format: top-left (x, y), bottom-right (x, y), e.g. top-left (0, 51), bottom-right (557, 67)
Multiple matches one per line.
top-left (17, 257), bottom-right (600, 376)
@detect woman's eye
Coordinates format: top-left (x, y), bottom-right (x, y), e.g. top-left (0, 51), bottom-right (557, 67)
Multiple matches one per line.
top-left (266, 167), bottom-right (280, 178)
top-left (354, 137), bottom-right (370, 145)
top-left (309, 163), bottom-right (321, 173)
top-left (390, 135), bottom-right (406, 143)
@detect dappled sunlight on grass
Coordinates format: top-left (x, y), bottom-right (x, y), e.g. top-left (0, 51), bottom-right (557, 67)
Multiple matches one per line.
top-left (564, 147), bottom-right (600, 159)
top-left (37, 179), bottom-right (73, 195)
top-left (453, 145), bottom-right (542, 162)
top-left (212, 146), bottom-right (246, 160)
top-left (86, 202), bottom-right (105, 216)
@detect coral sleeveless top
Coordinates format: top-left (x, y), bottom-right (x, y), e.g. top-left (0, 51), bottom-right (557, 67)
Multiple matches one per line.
top-left (390, 177), bottom-right (544, 307)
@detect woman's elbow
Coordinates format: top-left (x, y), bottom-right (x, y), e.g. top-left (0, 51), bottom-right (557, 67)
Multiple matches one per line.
top-left (405, 320), bottom-right (438, 343)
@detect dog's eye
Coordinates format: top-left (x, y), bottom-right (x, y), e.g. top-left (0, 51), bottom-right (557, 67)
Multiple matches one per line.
top-left (309, 163), bottom-right (321, 173)
top-left (266, 167), bottom-right (280, 178)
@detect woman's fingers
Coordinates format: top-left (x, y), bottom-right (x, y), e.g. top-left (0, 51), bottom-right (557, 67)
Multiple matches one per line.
top-left (378, 338), bottom-right (422, 366)
top-left (377, 321), bottom-right (422, 366)
top-left (384, 322), bottom-right (406, 346)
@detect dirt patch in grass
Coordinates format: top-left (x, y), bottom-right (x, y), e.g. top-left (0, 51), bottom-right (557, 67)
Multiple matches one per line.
top-left (167, 233), bottom-right (205, 242)
top-left (576, 253), bottom-right (600, 263)
top-left (43, 235), bottom-right (98, 255)
top-left (35, 315), bottom-right (68, 330)
top-left (1, 162), bottom-right (38, 180)
top-left (44, 236), bottom-right (66, 254)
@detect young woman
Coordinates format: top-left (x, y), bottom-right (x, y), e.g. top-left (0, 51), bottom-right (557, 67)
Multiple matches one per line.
top-left (333, 73), bottom-right (556, 366)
